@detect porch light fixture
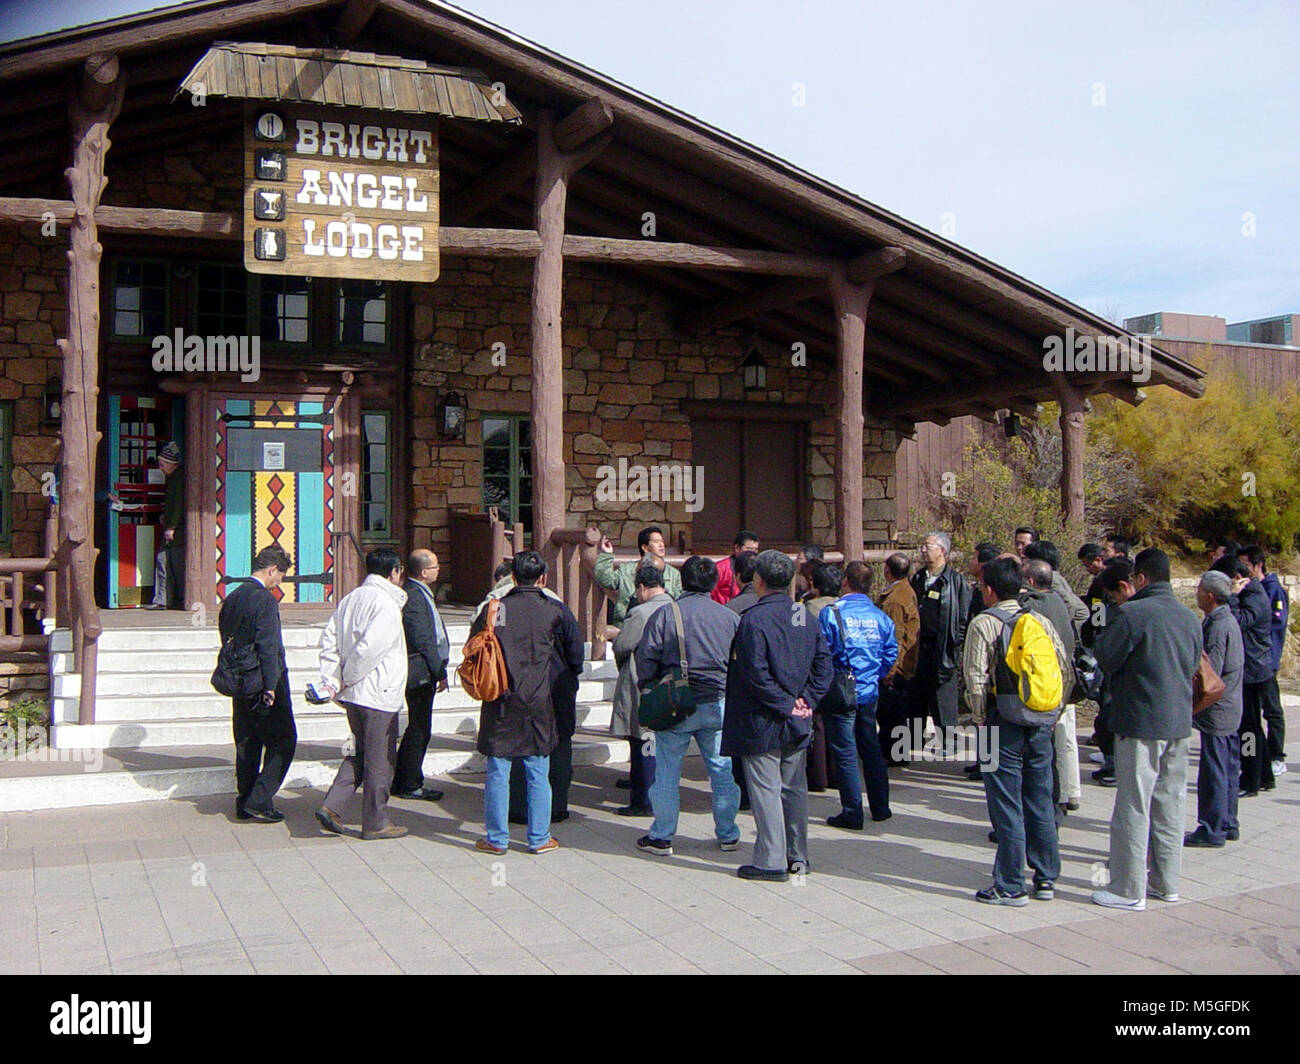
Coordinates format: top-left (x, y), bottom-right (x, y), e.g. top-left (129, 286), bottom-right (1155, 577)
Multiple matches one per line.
top-left (742, 348), bottom-right (767, 391)
top-left (439, 391), bottom-right (466, 439)
top-left (42, 379), bottom-right (62, 425)
top-left (1003, 412), bottom-right (1021, 438)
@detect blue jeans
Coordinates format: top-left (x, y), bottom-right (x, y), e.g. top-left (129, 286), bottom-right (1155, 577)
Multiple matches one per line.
top-left (982, 716), bottom-right (1059, 893)
top-left (647, 700), bottom-right (741, 844)
top-left (485, 754), bottom-right (551, 849)
top-left (824, 701), bottom-right (890, 823)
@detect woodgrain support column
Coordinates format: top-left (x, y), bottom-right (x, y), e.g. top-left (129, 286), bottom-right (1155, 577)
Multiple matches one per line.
top-left (1053, 379), bottom-right (1087, 528)
top-left (532, 110), bottom-right (566, 568)
top-left (57, 54), bottom-right (122, 726)
top-left (184, 386), bottom-right (208, 616)
top-left (828, 268), bottom-right (874, 563)
top-left (530, 101), bottom-right (612, 567)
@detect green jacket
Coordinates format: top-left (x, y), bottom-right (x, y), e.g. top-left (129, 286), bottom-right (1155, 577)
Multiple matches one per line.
top-left (594, 552), bottom-right (682, 625)
top-left (161, 472), bottom-right (183, 534)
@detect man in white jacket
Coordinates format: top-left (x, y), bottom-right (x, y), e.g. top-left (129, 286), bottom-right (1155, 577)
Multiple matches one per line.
top-left (315, 548), bottom-right (410, 840)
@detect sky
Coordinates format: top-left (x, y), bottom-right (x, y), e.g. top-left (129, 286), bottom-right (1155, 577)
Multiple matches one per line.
top-left (2, 0), bottom-right (1296, 324)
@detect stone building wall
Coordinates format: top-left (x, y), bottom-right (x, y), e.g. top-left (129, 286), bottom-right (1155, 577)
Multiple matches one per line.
top-left (1, 129), bottom-right (900, 572)
top-left (0, 228), bottom-right (64, 558)
top-left (408, 255), bottom-right (898, 559)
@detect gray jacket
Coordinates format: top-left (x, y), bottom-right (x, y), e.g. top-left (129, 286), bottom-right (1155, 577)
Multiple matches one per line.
top-left (1197, 604), bottom-right (1244, 736)
top-left (610, 594), bottom-right (673, 737)
top-left (636, 590), bottom-right (741, 704)
top-left (1093, 582), bottom-right (1202, 741)
top-left (1051, 570), bottom-right (1089, 638)
top-left (1021, 588), bottom-right (1075, 663)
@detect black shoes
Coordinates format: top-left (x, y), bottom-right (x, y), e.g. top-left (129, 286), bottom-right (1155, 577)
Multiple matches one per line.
top-left (395, 787), bottom-right (444, 801)
top-left (1184, 829), bottom-right (1225, 848)
top-left (243, 806), bottom-right (284, 823)
top-left (871, 811), bottom-right (893, 823)
top-left (788, 860), bottom-right (809, 876)
top-left (616, 805), bottom-right (653, 817)
top-left (315, 806), bottom-right (344, 835)
top-left (1226, 827), bottom-right (1240, 841)
top-left (1239, 788), bottom-right (1258, 798)
top-left (827, 813), bottom-right (864, 830)
top-left (1092, 768), bottom-right (1117, 787)
top-left (737, 865), bottom-right (789, 882)
top-left (636, 835), bottom-right (673, 856)
top-left (615, 778), bottom-right (632, 790)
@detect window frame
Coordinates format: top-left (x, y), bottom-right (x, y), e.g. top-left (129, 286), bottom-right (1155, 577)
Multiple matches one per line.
top-left (108, 256), bottom-right (170, 342)
top-left (481, 412), bottom-right (532, 545)
top-left (360, 408), bottom-right (393, 543)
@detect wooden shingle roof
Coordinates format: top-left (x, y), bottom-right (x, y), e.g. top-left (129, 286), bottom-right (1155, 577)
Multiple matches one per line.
top-left (175, 41), bottom-right (522, 123)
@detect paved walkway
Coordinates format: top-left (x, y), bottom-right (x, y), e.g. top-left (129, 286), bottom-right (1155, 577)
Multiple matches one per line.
top-left (2, 741), bottom-right (1297, 974)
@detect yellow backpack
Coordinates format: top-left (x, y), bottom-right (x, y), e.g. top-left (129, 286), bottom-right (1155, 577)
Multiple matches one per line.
top-left (989, 608), bottom-right (1063, 724)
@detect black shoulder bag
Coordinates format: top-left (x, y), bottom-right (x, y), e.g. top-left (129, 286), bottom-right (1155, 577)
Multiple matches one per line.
top-left (816, 604), bottom-right (860, 716)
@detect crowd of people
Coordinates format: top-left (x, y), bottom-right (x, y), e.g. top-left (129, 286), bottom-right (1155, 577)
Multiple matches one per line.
top-left (215, 522), bottom-right (1290, 907)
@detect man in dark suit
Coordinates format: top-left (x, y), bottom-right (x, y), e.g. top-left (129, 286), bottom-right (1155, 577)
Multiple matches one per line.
top-left (393, 549), bottom-right (451, 801)
top-left (722, 550), bottom-right (833, 881)
top-left (217, 544), bottom-right (295, 823)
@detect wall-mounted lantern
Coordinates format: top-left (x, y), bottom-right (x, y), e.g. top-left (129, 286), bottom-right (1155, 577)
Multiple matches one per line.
top-left (42, 379), bottom-right (62, 425)
top-left (742, 348), bottom-right (767, 392)
top-left (439, 391), bottom-right (467, 439)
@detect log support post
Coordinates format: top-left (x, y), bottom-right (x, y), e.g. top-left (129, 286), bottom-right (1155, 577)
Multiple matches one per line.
top-left (1052, 378), bottom-right (1087, 529)
top-left (57, 54), bottom-right (122, 726)
top-left (828, 267), bottom-right (875, 563)
top-left (530, 101), bottom-right (612, 567)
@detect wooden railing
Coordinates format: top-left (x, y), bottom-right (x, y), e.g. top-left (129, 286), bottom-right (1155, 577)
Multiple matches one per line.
top-left (549, 527), bottom-right (611, 661)
top-left (0, 511), bottom-right (59, 654)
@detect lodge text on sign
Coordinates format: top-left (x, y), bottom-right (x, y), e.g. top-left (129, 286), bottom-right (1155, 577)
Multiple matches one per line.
top-left (243, 105), bottom-right (440, 282)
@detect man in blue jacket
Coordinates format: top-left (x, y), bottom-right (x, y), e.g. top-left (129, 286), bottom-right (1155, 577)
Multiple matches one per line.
top-left (1238, 545), bottom-right (1288, 778)
top-left (722, 551), bottom-right (833, 881)
top-left (1212, 556), bottom-right (1275, 796)
top-left (819, 561), bottom-right (898, 828)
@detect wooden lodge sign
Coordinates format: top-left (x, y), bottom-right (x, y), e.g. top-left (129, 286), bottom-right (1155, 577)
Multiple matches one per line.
top-left (243, 105), bottom-right (440, 282)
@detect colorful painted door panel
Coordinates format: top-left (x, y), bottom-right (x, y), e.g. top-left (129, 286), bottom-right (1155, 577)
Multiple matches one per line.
top-left (214, 397), bottom-right (335, 603)
top-left (107, 395), bottom-right (182, 608)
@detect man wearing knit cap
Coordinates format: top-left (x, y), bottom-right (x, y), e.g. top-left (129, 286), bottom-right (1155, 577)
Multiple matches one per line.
top-left (147, 441), bottom-right (185, 610)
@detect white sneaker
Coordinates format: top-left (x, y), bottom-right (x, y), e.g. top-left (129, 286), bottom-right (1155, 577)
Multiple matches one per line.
top-left (1147, 887), bottom-right (1180, 903)
top-left (1272, 760), bottom-right (1287, 776)
top-left (1092, 889), bottom-right (1146, 911)
top-left (1089, 752), bottom-right (1105, 764)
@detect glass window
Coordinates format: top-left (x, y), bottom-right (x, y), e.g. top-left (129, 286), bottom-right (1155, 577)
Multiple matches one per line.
top-left (195, 263), bottom-right (248, 336)
top-left (338, 280), bottom-right (387, 345)
top-left (112, 260), bottom-right (167, 338)
top-left (258, 276), bottom-right (310, 344)
top-left (361, 411), bottom-right (390, 538)
top-left (481, 415), bottom-right (531, 541)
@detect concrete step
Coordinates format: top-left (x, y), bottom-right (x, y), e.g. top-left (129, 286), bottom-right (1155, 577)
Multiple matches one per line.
top-left (0, 732), bottom-right (632, 812)
top-left (50, 699), bottom-right (616, 749)
top-left (49, 623), bottom-right (476, 653)
top-left (52, 666), bottom-right (617, 704)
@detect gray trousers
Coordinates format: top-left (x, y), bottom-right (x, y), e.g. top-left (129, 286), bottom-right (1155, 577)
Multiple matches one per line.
top-left (324, 702), bottom-right (399, 835)
top-left (1109, 735), bottom-right (1189, 900)
top-left (742, 745), bottom-right (808, 871)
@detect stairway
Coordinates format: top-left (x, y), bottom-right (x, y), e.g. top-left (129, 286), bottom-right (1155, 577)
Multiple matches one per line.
top-left (0, 619), bottom-right (626, 811)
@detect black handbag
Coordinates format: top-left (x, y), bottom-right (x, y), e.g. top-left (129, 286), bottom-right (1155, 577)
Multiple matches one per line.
top-left (211, 635), bottom-right (264, 699)
top-left (816, 604), bottom-right (860, 716)
top-left (637, 599), bottom-right (698, 731)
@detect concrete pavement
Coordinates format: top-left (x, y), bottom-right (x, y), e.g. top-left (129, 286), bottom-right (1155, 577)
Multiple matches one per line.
top-left (2, 733), bottom-right (1297, 975)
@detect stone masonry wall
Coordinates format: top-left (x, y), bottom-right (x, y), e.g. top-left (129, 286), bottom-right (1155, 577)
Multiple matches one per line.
top-left (408, 255), bottom-right (898, 560)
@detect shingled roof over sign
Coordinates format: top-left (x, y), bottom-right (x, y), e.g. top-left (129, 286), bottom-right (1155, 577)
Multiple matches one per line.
top-left (176, 41), bottom-right (522, 122)
top-left (0, 0), bottom-right (1204, 425)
